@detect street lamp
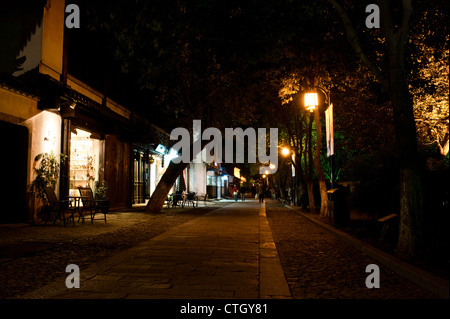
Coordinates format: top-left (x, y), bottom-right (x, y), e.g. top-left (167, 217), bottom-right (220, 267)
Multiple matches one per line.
top-left (303, 87), bottom-right (335, 189)
top-left (280, 146), bottom-right (296, 205)
top-left (304, 92), bottom-right (318, 112)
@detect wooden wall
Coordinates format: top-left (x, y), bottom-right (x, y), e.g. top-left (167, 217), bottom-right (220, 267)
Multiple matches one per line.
top-left (104, 134), bottom-right (131, 209)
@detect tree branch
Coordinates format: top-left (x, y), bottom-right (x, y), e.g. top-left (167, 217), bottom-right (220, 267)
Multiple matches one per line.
top-left (398, 0), bottom-right (413, 46)
top-left (328, 0), bottom-right (389, 90)
top-left (378, 0), bottom-right (413, 67)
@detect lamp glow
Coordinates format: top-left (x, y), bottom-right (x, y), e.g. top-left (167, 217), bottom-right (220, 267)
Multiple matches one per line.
top-left (304, 92), bottom-right (318, 112)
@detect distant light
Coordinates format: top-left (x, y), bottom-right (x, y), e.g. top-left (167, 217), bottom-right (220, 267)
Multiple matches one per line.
top-left (282, 148), bottom-right (289, 156)
top-left (304, 93), bottom-right (318, 112)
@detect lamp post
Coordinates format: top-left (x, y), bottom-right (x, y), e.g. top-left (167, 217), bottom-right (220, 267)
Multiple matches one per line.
top-left (303, 87), bottom-right (334, 189)
top-left (281, 147), bottom-right (296, 205)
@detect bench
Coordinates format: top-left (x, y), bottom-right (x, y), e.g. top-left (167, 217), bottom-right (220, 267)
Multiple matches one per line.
top-left (378, 213), bottom-right (398, 242)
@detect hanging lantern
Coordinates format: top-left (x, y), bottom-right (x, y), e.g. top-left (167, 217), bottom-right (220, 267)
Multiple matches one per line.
top-left (304, 92), bottom-right (318, 112)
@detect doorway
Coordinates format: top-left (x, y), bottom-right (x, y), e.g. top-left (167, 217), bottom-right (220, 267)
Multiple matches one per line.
top-left (0, 120), bottom-right (28, 223)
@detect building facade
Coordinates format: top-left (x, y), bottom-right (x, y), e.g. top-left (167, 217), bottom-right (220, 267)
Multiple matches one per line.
top-left (0, 0), bottom-right (199, 222)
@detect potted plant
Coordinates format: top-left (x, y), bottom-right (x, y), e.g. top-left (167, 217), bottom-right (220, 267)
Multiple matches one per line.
top-left (29, 151), bottom-right (66, 223)
top-left (94, 180), bottom-right (110, 214)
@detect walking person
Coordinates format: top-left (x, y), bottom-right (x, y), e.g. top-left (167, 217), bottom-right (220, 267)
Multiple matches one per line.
top-left (233, 185), bottom-right (238, 202)
top-left (251, 185), bottom-right (256, 198)
top-left (240, 186), bottom-right (246, 201)
top-left (257, 182), bottom-right (265, 204)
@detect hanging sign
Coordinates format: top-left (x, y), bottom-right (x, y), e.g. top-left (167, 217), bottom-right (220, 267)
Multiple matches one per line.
top-left (325, 104), bottom-right (334, 157)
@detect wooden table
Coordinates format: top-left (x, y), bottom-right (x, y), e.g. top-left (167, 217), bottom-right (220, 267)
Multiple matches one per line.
top-left (66, 196), bottom-right (88, 223)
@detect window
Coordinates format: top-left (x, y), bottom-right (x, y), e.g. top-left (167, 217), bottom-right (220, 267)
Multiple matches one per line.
top-left (69, 128), bottom-right (102, 195)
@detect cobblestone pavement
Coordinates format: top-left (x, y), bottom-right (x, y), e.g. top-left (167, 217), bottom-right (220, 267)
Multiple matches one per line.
top-left (265, 200), bottom-right (440, 299)
top-left (1, 199), bottom-right (447, 301)
top-left (0, 203), bottom-right (226, 299)
top-left (15, 200), bottom-right (289, 299)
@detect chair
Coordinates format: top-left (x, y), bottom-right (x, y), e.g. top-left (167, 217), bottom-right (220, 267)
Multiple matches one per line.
top-left (165, 194), bottom-right (172, 208)
top-left (77, 187), bottom-right (109, 223)
top-left (184, 192), bottom-right (198, 208)
top-left (196, 193), bottom-right (208, 206)
top-left (170, 191), bottom-right (185, 208)
top-left (41, 186), bottom-right (74, 227)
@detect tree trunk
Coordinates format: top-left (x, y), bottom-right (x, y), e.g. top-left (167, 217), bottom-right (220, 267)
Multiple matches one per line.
top-left (306, 179), bottom-right (316, 213)
top-left (297, 161), bottom-right (307, 208)
top-left (144, 160), bottom-right (188, 213)
top-left (144, 137), bottom-right (210, 213)
top-left (389, 48), bottom-right (424, 257)
top-left (397, 168), bottom-right (423, 257)
top-left (381, 0), bottom-right (423, 257)
top-left (329, 0), bottom-right (423, 257)
top-left (313, 107), bottom-right (329, 217)
top-left (304, 112), bottom-right (316, 212)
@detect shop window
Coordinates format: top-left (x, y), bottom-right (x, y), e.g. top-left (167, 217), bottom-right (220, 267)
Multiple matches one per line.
top-left (207, 175), bottom-right (217, 186)
top-left (69, 128), bottom-right (103, 195)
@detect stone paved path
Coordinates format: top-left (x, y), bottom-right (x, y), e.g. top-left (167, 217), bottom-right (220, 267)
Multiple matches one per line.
top-left (266, 201), bottom-right (443, 299)
top-left (20, 201), bottom-right (291, 299)
top-left (6, 199), bottom-right (447, 304)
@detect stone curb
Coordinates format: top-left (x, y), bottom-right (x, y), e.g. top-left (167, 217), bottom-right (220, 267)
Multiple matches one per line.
top-left (259, 203), bottom-right (292, 299)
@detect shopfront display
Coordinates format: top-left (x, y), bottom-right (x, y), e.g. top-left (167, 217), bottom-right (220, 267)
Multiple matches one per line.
top-left (69, 128), bottom-right (103, 196)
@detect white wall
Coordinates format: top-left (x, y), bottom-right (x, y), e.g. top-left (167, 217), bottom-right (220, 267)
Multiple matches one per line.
top-left (189, 162), bottom-right (207, 194)
top-left (23, 110), bottom-right (61, 194)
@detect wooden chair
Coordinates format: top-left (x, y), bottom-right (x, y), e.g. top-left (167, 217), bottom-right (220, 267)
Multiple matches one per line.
top-left (77, 187), bottom-right (109, 223)
top-left (169, 191), bottom-right (185, 208)
top-left (41, 186), bottom-right (74, 227)
top-left (184, 192), bottom-right (198, 208)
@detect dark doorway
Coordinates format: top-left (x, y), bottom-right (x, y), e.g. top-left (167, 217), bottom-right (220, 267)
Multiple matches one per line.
top-left (0, 120), bottom-right (28, 223)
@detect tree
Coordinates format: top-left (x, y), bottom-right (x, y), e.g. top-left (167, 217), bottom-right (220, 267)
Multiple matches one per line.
top-left (278, 74), bottom-right (330, 216)
top-left (77, 0), bottom-right (268, 211)
top-left (409, 13), bottom-right (449, 157)
top-left (327, 0), bottom-right (433, 257)
top-left (80, 0), bottom-right (331, 213)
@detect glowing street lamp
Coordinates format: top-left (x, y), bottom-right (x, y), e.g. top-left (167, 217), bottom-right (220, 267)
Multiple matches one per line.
top-left (303, 86), bottom-right (336, 188)
top-left (304, 92), bottom-right (318, 112)
top-left (281, 146), bottom-right (296, 205)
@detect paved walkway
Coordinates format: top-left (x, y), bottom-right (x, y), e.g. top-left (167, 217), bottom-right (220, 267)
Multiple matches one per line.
top-left (20, 201), bottom-right (291, 299)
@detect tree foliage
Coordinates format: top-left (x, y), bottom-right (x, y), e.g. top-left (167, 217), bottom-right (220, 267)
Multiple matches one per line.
top-left (74, 0), bottom-right (448, 234)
